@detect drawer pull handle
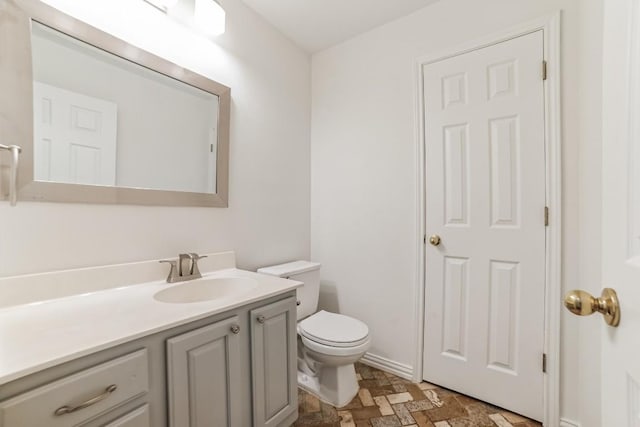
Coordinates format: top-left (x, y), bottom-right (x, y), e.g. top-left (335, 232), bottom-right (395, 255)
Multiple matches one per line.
top-left (257, 315), bottom-right (266, 323)
top-left (54, 384), bottom-right (117, 416)
top-left (230, 324), bottom-right (241, 334)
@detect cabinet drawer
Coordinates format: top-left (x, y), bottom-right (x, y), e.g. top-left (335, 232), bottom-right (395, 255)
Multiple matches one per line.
top-left (103, 404), bottom-right (150, 427)
top-left (0, 349), bottom-right (149, 427)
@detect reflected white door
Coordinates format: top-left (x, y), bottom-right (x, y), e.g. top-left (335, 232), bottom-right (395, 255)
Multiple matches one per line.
top-left (207, 127), bottom-right (217, 194)
top-left (33, 82), bottom-right (117, 185)
top-left (600, 0), bottom-right (640, 425)
top-left (422, 31), bottom-right (546, 420)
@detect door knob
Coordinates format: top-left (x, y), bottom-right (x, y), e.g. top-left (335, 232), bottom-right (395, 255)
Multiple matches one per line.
top-left (429, 235), bottom-right (441, 246)
top-left (563, 288), bottom-right (620, 327)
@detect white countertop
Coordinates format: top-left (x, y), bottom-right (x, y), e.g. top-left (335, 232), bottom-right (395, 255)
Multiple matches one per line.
top-left (0, 268), bottom-right (301, 385)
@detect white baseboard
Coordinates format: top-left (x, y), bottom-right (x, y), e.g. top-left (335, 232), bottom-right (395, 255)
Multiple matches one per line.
top-left (559, 419), bottom-right (581, 427)
top-left (360, 352), bottom-right (414, 380)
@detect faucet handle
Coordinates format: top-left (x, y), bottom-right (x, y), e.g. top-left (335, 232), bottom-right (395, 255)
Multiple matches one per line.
top-left (178, 253), bottom-right (193, 276)
top-left (159, 259), bottom-right (179, 283)
top-left (188, 253), bottom-right (207, 276)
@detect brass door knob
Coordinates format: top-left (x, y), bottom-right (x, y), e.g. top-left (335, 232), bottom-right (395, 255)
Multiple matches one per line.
top-left (429, 235), bottom-right (441, 246)
top-left (564, 288), bottom-right (620, 327)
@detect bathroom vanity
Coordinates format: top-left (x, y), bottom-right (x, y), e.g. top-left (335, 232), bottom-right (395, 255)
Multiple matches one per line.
top-left (0, 252), bottom-right (300, 427)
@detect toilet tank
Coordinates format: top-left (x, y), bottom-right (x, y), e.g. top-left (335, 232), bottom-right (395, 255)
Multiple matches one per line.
top-left (257, 261), bottom-right (321, 320)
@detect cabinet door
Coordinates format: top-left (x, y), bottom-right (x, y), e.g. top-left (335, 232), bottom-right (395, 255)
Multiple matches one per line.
top-left (251, 297), bottom-right (298, 427)
top-left (166, 316), bottom-right (242, 427)
top-left (103, 404), bottom-right (150, 427)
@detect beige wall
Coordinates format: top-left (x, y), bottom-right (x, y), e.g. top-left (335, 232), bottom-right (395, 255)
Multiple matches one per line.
top-left (311, 0), bottom-right (603, 424)
top-left (0, 0), bottom-right (311, 276)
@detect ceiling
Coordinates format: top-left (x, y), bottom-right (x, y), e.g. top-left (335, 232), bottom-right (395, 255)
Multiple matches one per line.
top-left (239, 0), bottom-right (441, 53)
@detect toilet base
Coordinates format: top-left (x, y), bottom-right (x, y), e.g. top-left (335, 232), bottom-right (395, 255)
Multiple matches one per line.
top-left (297, 362), bottom-right (360, 408)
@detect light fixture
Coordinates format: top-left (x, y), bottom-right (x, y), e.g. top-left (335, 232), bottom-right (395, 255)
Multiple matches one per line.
top-left (143, 0), bottom-right (225, 37)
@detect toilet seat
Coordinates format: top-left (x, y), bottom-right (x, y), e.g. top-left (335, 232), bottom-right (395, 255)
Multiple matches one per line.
top-left (298, 310), bottom-right (369, 347)
top-left (300, 334), bottom-right (371, 357)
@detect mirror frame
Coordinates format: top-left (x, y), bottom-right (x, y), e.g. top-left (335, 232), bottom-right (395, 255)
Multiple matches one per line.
top-left (0, 0), bottom-right (230, 207)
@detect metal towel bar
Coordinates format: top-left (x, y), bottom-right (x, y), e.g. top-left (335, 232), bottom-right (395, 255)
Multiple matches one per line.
top-left (0, 144), bottom-right (22, 206)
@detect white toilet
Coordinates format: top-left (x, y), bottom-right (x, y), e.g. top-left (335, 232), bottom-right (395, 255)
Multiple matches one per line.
top-left (257, 261), bottom-right (371, 407)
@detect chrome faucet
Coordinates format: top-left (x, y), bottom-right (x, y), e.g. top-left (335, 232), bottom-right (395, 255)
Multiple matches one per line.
top-left (159, 253), bottom-right (208, 283)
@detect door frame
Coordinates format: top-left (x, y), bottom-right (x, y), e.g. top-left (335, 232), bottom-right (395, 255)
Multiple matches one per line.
top-left (413, 12), bottom-right (562, 426)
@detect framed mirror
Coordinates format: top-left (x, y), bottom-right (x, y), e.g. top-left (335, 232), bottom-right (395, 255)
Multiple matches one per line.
top-left (0, 0), bottom-right (230, 207)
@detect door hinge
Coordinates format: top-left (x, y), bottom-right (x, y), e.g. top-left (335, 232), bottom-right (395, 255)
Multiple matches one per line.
top-left (542, 353), bottom-right (547, 373)
top-left (423, 234), bottom-right (427, 245)
top-left (544, 206), bottom-right (549, 226)
top-left (542, 60), bottom-right (548, 81)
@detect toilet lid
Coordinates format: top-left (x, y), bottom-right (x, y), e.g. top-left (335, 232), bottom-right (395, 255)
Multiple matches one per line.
top-left (298, 310), bottom-right (369, 348)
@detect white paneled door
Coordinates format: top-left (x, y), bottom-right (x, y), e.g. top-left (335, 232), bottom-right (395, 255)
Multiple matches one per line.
top-left (600, 0), bottom-right (640, 425)
top-left (422, 31), bottom-right (545, 420)
top-left (33, 82), bottom-right (117, 186)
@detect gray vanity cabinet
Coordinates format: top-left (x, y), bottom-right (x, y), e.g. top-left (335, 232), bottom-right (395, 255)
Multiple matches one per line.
top-left (250, 297), bottom-right (298, 427)
top-left (0, 292), bottom-right (298, 427)
top-left (166, 315), bottom-right (242, 427)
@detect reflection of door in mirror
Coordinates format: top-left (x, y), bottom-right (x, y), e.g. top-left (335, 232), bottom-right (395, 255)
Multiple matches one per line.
top-left (0, 0), bottom-right (230, 206)
top-left (33, 82), bottom-right (118, 186)
top-left (207, 127), bottom-right (217, 194)
top-left (30, 21), bottom-right (219, 195)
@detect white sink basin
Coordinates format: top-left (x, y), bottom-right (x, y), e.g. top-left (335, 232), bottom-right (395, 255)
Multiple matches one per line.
top-left (154, 276), bottom-right (259, 304)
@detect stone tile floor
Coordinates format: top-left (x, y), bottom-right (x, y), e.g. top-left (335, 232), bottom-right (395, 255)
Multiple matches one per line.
top-left (294, 363), bottom-right (542, 427)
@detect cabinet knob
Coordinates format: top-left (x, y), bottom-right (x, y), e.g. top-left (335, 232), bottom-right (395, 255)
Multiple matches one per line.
top-left (257, 315), bottom-right (266, 324)
top-left (230, 324), bottom-right (240, 334)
